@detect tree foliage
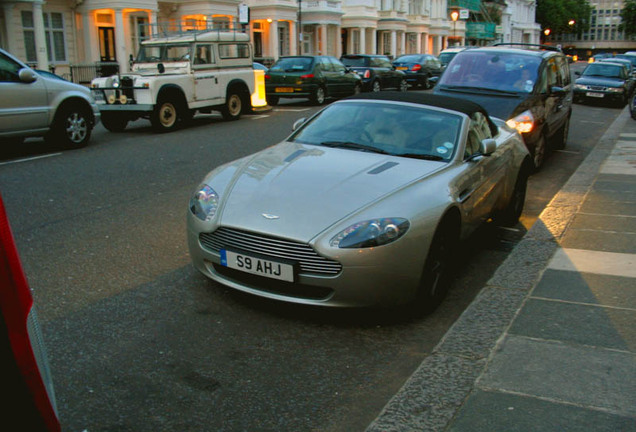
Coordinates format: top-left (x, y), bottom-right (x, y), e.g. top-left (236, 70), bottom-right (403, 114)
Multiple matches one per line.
top-left (619, 0), bottom-right (636, 36)
top-left (536, 0), bottom-right (592, 35)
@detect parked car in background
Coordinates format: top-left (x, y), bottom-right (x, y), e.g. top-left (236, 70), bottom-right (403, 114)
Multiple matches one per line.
top-left (340, 54), bottom-right (408, 92)
top-left (392, 54), bottom-right (443, 89)
top-left (0, 47), bottom-right (100, 148)
top-left (614, 53), bottom-right (636, 69)
top-left (265, 56), bottom-right (361, 106)
top-left (438, 46), bottom-right (469, 69)
top-left (574, 61), bottom-right (633, 106)
top-left (434, 44), bottom-right (573, 169)
top-left (599, 57), bottom-right (636, 78)
top-left (187, 92), bottom-right (532, 313)
top-left (253, 62), bottom-right (268, 71)
top-left (589, 52), bottom-right (613, 63)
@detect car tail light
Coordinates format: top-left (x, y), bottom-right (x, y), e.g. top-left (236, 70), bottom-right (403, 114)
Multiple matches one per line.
top-left (363, 70), bottom-right (371, 78)
top-left (300, 74), bottom-right (315, 80)
top-left (411, 64), bottom-right (422, 71)
top-left (0, 193), bottom-right (60, 432)
top-left (264, 74), bottom-right (270, 80)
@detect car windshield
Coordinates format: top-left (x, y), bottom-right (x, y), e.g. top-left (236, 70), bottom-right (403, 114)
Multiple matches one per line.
top-left (341, 57), bottom-right (369, 67)
top-left (137, 44), bottom-right (191, 62)
top-left (289, 101), bottom-right (463, 161)
top-left (582, 64), bottom-right (624, 79)
top-left (270, 57), bottom-right (313, 72)
top-left (438, 51), bottom-right (541, 93)
top-left (439, 52), bottom-right (457, 64)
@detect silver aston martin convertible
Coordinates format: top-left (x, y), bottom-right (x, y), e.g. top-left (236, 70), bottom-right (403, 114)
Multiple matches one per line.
top-left (187, 92), bottom-right (532, 312)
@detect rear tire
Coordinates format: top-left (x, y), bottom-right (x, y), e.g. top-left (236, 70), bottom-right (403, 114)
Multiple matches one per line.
top-left (221, 90), bottom-right (242, 121)
top-left (497, 167), bottom-right (528, 227)
top-left (311, 86), bottom-right (326, 105)
top-left (371, 80), bottom-right (381, 92)
top-left (399, 79), bottom-right (408, 92)
top-left (267, 95), bottom-right (279, 106)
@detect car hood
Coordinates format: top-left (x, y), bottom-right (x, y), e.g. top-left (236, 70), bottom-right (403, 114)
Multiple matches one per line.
top-left (216, 141), bottom-right (444, 241)
top-left (575, 76), bottom-right (625, 87)
top-left (433, 87), bottom-right (527, 121)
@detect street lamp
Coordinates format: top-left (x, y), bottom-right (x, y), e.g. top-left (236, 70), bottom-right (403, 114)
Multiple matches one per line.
top-left (450, 10), bottom-right (459, 43)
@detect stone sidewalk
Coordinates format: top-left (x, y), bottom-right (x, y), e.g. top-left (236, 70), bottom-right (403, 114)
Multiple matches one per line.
top-left (367, 107), bottom-right (636, 432)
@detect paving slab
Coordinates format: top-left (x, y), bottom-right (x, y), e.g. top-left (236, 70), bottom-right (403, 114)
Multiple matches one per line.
top-left (448, 390), bottom-right (636, 432)
top-left (533, 269), bottom-right (636, 309)
top-left (478, 336), bottom-right (636, 416)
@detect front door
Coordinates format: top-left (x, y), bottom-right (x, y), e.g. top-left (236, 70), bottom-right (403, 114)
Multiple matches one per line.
top-left (99, 27), bottom-right (116, 62)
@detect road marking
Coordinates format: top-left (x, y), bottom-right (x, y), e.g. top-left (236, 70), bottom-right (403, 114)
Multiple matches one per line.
top-left (250, 115), bottom-right (270, 120)
top-left (555, 150), bottom-right (579, 154)
top-left (274, 108), bottom-right (311, 112)
top-left (0, 152), bottom-right (62, 166)
top-left (548, 248), bottom-right (636, 278)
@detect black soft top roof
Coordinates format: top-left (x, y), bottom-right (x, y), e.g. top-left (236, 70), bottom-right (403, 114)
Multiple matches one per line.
top-left (345, 91), bottom-right (499, 136)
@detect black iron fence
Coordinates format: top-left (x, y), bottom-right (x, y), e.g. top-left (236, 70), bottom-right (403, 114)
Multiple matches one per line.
top-left (69, 62), bottom-right (120, 84)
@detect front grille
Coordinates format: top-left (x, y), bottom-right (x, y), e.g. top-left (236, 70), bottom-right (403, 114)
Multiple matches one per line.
top-left (589, 85), bottom-right (606, 91)
top-left (199, 227), bottom-right (342, 276)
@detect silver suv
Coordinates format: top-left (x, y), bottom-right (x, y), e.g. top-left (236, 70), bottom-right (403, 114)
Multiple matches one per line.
top-left (0, 48), bottom-right (100, 148)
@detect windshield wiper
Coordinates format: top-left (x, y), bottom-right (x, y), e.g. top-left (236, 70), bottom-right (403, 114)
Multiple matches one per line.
top-left (395, 153), bottom-right (445, 161)
top-left (320, 141), bottom-right (389, 154)
top-left (441, 85), bottom-right (518, 95)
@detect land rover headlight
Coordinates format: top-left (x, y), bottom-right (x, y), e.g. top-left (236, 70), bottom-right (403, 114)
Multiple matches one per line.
top-left (190, 185), bottom-right (219, 222)
top-left (506, 110), bottom-right (535, 134)
top-left (330, 218), bottom-right (410, 249)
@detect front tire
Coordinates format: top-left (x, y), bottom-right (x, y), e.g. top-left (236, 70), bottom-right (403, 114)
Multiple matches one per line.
top-left (47, 105), bottom-right (92, 148)
top-left (553, 116), bottom-right (569, 150)
top-left (151, 98), bottom-right (181, 132)
top-left (413, 220), bottom-right (458, 314)
top-left (101, 114), bottom-right (128, 132)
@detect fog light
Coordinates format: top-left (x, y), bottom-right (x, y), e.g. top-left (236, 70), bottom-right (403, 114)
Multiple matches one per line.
top-left (119, 94), bottom-right (128, 104)
top-left (107, 94), bottom-right (116, 104)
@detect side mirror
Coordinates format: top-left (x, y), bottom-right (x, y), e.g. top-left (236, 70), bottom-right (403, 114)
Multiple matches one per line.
top-left (550, 86), bottom-right (566, 96)
top-left (292, 117), bottom-right (307, 131)
top-left (18, 68), bottom-right (37, 83)
top-left (480, 138), bottom-right (497, 156)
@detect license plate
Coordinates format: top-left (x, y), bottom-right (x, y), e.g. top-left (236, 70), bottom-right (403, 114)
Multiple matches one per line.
top-left (92, 90), bottom-right (105, 102)
top-left (586, 92), bottom-right (604, 98)
top-left (220, 249), bottom-right (294, 282)
top-left (396, 66), bottom-right (408, 70)
top-left (275, 87), bottom-right (294, 93)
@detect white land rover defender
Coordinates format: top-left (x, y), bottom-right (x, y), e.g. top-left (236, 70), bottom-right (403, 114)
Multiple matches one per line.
top-left (91, 26), bottom-right (267, 133)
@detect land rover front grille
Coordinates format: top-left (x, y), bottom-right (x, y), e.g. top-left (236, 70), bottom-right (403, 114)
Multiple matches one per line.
top-left (199, 227), bottom-right (342, 276)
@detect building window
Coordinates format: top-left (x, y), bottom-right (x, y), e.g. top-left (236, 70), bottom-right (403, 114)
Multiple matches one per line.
top-left (21, 10), bottom-right (67, 64)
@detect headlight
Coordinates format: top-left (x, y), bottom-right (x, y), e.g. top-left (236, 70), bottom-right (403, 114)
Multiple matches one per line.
top-left (607, 87), bottom-right (624, 93)
top-left (506, 110), bottom-right (535, 134)
top-left (190, 185), bottom-right (219, 222)
top-left (574, 84), bottom-right (588, 90)
top-left (330, 218), bottom-right (410, 249)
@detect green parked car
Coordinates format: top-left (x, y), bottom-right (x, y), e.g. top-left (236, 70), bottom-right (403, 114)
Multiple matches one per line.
top-left (265, 56), bottom-right (362, 106)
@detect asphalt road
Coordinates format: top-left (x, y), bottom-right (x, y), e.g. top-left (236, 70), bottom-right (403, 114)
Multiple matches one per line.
top-left (0, 79), bottom-right (624, 431)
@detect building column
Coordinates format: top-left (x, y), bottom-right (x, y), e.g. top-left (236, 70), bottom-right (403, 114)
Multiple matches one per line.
top-left (2, 3), bottom-right (19, 54)
top-left (269, 20), bottom-right (279, 60)
top-left (400, 31), bottom-right (405, 56)
top-left (335, 24), bottom-right (342, 57)
top-left (371, 28), bottom-right (377, 54)
top-left (415, 31), bottom-right (421, 53)
top-left (360, 27), bottom-right (366, 54)
top-left (32, 1), bottom-right (48, 69)
top-left (422, 32), bottom-right (429, 54)
top-left (114, 9), bottom-right (127, 71)
top-left (433, 35), bottom-right (442, 55)
top-left (320, 24), bottom-right (327, 55)
top-left (390, 30), bottom-right (397, 58)
top-left (289, 21), bottom-right (297, 56)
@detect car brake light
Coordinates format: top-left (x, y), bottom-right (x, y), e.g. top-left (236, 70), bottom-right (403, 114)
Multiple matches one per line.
top-left (264, 74), bottom-right (270, 80)
top-left (364, 70), bottom-right (371, 79)
top-left (0, 193), bottom-right (60, 432)
top-left (412, 64), bottom-right (422, 71)
top-left (300, 74), bottom-right (315, 79)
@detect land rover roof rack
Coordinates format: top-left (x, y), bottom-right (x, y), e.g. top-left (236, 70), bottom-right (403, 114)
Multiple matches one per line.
top-left (141, 19), bottom-right (249, 42)
top-left (492, 43), bottom-right (562, 53)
